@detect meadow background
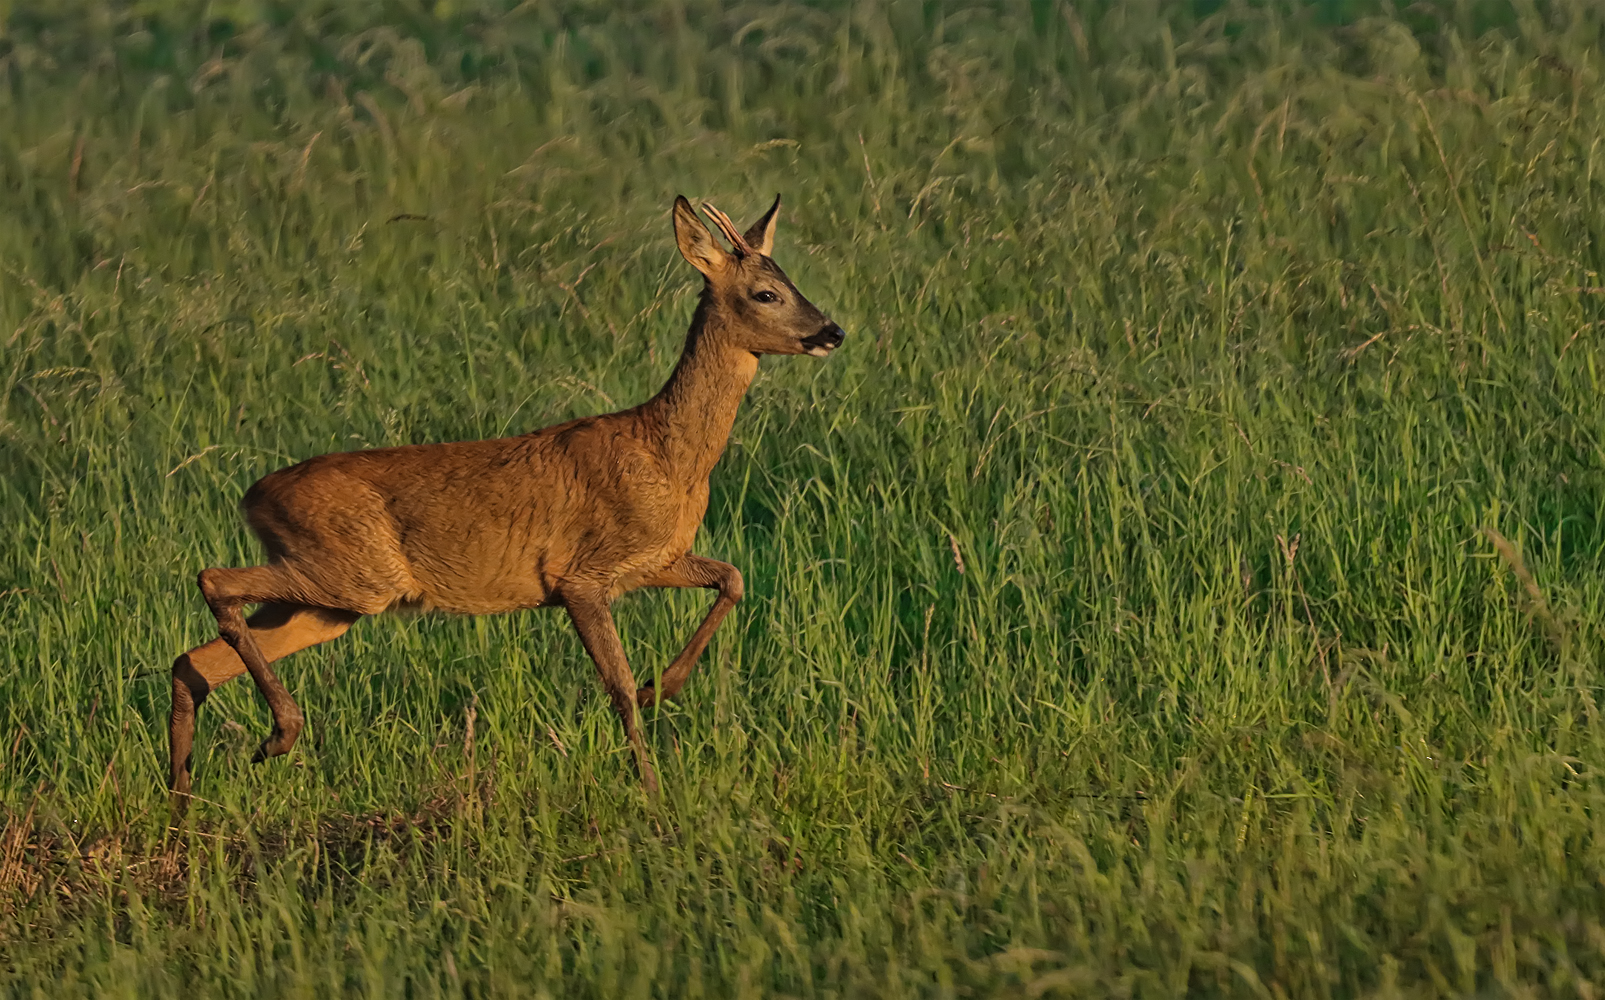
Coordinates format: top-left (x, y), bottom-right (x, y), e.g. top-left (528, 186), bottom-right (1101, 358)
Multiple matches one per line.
top-left (3, 1), bottom-right (1605, 996)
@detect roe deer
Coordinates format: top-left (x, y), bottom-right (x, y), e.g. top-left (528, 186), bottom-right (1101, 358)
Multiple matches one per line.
top-left (168, 195), bottom-right (844, 812)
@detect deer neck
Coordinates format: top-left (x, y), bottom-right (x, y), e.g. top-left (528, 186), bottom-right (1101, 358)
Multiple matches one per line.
top-left (643, 295), bottom-right (759, 484)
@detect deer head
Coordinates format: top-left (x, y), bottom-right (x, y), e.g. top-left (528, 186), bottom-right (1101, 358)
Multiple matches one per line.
top-left (673, 195), bottom-right (845, 357)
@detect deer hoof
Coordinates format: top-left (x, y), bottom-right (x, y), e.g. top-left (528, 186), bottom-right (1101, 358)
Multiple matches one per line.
top-left (640, 761), bottom-right (661, 799)
top-left (253, 727), bottom-right (299, 762)
top-left (169, 789), bottom-right (192, 826)
top-left (637, 684), bottom-right (659, 707)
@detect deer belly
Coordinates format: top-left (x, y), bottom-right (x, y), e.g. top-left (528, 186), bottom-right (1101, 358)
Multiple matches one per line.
top-left (420, 578), bottom-right (550, 615)
top-left (397, 525), bottom-right (553, 615)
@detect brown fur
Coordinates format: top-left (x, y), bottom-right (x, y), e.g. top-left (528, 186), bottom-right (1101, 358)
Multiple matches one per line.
top-left (169, 195), bottom-right (843, 813)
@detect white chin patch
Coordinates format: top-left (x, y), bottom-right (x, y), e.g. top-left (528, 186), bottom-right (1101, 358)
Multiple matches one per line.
top-left (804, 345), bottom-right (832, 357)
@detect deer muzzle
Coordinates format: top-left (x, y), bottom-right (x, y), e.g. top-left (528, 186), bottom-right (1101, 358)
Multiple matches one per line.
top-left (800, 323), bottom-right (844, 357)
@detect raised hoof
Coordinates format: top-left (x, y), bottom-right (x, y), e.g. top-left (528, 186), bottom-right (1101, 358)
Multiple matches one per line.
top-left (636, 684), bottom-right (659, 708)
top-left (252, 724), bottom-right (301, 763)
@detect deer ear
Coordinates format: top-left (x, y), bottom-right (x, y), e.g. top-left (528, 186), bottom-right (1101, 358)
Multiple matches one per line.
top-left (673, 195), bottom-right (731, 277)
top-left (743, 194), bottom-right (781, 256)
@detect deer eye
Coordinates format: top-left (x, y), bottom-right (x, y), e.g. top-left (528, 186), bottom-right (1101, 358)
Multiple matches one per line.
top-left (752, 290), bottom-right (780, 304)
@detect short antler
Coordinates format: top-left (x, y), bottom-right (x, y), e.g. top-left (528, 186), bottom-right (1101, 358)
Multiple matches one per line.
top-left (701, 202), bottom-right (752, 256)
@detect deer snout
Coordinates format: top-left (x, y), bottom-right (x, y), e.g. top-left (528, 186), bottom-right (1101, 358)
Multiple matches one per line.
top-left (800, 322), bottom-right (844, 357)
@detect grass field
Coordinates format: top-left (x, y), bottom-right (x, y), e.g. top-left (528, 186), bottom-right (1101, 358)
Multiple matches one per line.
top-left (3, 1), bottom-right (1605, 996)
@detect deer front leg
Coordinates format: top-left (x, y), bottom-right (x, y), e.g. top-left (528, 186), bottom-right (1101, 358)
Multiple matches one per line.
top-left (636, 554), bottom-right (743, 707)
top-left (564, 591), bottom-right (660, 797)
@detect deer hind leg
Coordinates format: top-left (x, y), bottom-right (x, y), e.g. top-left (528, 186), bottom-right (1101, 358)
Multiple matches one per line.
top-left (564, 591), bottom-right (660, 797)
top-left (196, 566), bottom-right (350, 766)
top-left (636, 554), bottom-right (743, 708)
top-left (171, 601), bottom-right (360, 808)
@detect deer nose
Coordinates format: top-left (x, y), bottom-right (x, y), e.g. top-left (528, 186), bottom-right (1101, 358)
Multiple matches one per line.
top-left (801, 323), bottom-right (844, 354)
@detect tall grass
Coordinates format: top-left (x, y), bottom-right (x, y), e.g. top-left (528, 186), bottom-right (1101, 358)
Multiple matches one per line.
top-left (3, 1), bottom-right (1605, 996)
